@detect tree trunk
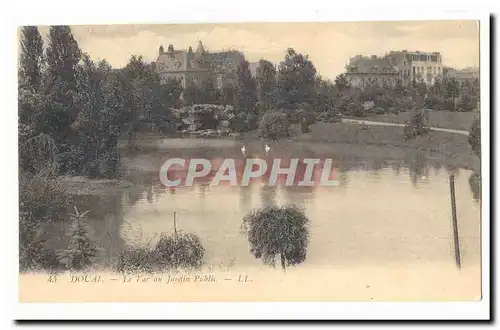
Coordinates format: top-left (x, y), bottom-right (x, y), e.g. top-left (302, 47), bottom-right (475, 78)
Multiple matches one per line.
top-left (280, 251), bottom-right (286, 272)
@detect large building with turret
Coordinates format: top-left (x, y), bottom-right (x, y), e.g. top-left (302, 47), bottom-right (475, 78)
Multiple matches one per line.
top-left (155, 41), bottom-right (245, 89)
top-left (344, 50), bottom-right (444, 88)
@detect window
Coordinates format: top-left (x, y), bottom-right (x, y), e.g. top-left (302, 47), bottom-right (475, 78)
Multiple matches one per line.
top-left (413, 67), bottom-right (416, 75)
top-left (216, 76), bottom-right (223, 89)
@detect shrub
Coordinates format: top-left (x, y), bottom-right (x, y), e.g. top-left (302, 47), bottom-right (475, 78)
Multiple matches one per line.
top-left (155, 232), bottom-right (205, 269)
top-left (404, 110), bottom-right (430, 141)
top-left (346, 101), bottom-right (364, 117)
top-left (19, 173), bottom-right (67, 272)
top-left (258, 110), bottom-right (290, 140)
top-left (58, 207), bottom-right (99, 271)
top-left (115, 231), bottom-right (205, 273)
top-left (115, 247), bottom-right (161, 274)
top-left (241, 205), bottom-right (309, 271)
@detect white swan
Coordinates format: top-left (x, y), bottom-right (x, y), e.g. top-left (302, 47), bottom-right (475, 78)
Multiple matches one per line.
top-left (265, 144), bottom-right (270, 155)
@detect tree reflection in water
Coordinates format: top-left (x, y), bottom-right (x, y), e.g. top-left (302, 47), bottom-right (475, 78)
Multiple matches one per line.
top-left (469, 172), bottom-right (481, 202)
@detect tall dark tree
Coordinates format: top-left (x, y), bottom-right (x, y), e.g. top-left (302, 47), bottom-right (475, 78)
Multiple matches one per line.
top-left (234, 59), bottom-right (258, 112)
top-left (256, 59), bottom-right (277, 110)
top-left (19, 26), bottom-right (45, 91)
top-left (122, 55), bottom-right (162, 148)
top-left (276, 48), bottom-right (317, 109)
top-left (42, 26), bottom-right (83, 173)
top-left (45, 26), bottom-right (82, 103)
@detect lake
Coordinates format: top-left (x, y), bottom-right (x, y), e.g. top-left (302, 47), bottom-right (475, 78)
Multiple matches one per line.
top-left (63, 138), bottom-right (481, 271)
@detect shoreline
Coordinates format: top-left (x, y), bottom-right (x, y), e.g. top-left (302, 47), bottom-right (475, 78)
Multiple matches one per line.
top-left (118, 122), bottom-right (480, 172)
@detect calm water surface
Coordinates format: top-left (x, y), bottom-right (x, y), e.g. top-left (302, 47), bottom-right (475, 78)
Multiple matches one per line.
top-left (65, 140), bottom-right (481, 270)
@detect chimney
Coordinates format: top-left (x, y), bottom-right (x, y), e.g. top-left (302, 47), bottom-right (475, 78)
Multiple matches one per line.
top-left (159, 45), bottom-right (164, 55)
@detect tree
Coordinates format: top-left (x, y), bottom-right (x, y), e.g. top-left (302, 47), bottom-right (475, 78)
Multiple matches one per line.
top-left (242, 205), bottom-right (309, 271)
top-left (199, 78), bottom-right (220, 104)
top-left (469, 118), bottom-right (481, 157)
top-left (122, 55), bottom-right (163, 149)
top-left (276, 48), bottom-right (317, 109)
top-left (182, 80), bottom-right (198, 106)
top-left (334, 73), bottom-right (349, 91)
top-left (256, 59), bottom-right (277, 110)
top-left (45, 26), bottom-right (82, 109)
top-left (221, 83), bottom-right (235, 106)
top-left (258, 110), bottom-right (290, 140)
top-left (314, 78), bottom-right (340, 122)
top-left (58, 206), bottom-right (99, 271)
top-left (404, 109), bottom-right (430, 141)
top-left (19, 26), bottom-right (45, 91)
top-left (71, 55), bottom-right (125, 178)
top-left (234, 59), bottom-right (258, 113)
top-left (42, 26), bottom-right (83, 173)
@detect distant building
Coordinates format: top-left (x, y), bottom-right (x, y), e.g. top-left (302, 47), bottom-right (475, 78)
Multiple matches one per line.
top-left (444, 67), bottom-right (479, 82)
top-left (155, 41), bottom-right (245, 89)
top-left (344, 50), bottom-right (444, 88)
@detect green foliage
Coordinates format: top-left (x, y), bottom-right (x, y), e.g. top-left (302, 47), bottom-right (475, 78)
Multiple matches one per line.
top-left (314, 79), bottom-right (340, 121)
top-left (221, 83), bottom-right (236, 106)
top-left (19, 26), bottom-right (44, 91)
top-left (58, 206), bottom-right (99, 271)
top-left (469, 172), bottom-right (481, 201)
top-left (276, 48), bottom-right (317, 109)
top-left (116, 232), bottom-right (205, 273)
top-left (234, 59), bottom-right (258, 113)
top-left (258, 110), bottom-right (290, 140)
top-left (241, 205), bottom-right (309, 271)
top-left (468, 118), bottom-right (481, 157)
top-left (44, 26), bottom-right (82, 126)
top-left (404, 110), bottom-right (430, 141)
top-left (256, 59), bottom-right (277, 110)
top-left (155, 232), bottom-right (205, 269)
top-left (19, 173), bottom-right (67, 272)
top-left (334, 73), bottom-right (349, 91)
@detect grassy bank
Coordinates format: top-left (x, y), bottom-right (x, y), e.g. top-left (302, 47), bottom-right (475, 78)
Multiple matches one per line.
top-left (350, 110), bottom-right (477, 131)
top-left (118, 120), bottom-right (480, 172)
top-left (292, 123), bottom-right (480, 170)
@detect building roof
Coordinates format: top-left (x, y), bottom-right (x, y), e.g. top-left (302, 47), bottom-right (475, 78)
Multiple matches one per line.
top-left (346, 55), bottom-right (399, 74)
top-left (156, 43), bottom-right (244, 75)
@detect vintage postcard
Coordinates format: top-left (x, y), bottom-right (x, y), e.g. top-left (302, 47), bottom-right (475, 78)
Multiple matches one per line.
top-left (15, 12), bottom-right (489, 319)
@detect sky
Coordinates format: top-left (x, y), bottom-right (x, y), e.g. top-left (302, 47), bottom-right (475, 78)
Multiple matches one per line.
top-left (32, 21), bottom-right (479, 80)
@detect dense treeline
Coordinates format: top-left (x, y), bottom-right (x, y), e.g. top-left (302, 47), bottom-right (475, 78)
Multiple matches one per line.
top-left (19, 26), bottom-right (480, 177)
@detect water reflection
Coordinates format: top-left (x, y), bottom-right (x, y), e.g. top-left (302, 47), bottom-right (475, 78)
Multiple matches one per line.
top-left (469, 172), bottom-right (481, 202)
top-left (56, 143), bottom-right (482, 270)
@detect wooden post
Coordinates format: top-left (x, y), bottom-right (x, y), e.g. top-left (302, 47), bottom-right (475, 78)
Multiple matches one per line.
top-left (173, 212), bottom-right (177, 237)
top-left (449, 174), bottom-right (461, 269)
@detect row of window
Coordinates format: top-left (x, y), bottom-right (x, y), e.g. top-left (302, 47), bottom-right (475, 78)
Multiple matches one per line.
top-left (407, 54), bottom-right (440, 62)
top-left (160, 75), bottom-right (228, 88)
top-left (411, 66), bottom-right (441, 75)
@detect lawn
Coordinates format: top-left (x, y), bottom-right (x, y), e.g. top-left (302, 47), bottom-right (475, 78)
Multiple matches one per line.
top-left (350, 111), bottom-right (478, 131)
top-left (292, 122), bottom-right (479, 171)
